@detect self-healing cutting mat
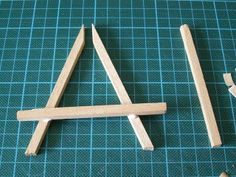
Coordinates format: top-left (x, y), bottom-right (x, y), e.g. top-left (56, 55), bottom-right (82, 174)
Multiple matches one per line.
top-left (0, 1), bottom-right (235, 176)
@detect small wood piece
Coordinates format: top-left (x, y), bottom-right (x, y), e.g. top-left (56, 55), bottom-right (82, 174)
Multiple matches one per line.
top-left (25, 25), bottom-right (85, 156)
top-left (223, 73), bottom-right (236, 97)
top-left (180, 24), bottom-right (222, 147)
top-left (92, 24), bottom-right (155, 150)
top-left (17, 103), bottom-right (167, 121)
top-left (223, 73), bottom-right (234, 87)
top-left (229, 84), bottom-right (236, 98)
top-left (219, 171), bottom-right (229, 177)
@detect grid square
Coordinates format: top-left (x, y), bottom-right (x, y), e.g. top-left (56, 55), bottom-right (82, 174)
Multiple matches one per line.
top-left (107, 164), bottom-right (121, 177)
top-left (0, 163), bottom-right (14, 176)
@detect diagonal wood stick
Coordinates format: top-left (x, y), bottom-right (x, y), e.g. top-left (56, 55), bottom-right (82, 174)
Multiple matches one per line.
top-left (92, 24), bottom-right (156, 150)
top-left (25, 25), bottom-right (85, 155)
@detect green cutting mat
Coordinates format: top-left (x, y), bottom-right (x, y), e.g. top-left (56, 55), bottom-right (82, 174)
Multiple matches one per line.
top-left (0, 0), bottom-right (236, 176)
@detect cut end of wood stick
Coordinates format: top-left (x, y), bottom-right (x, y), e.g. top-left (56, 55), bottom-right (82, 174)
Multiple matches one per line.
top-left (180, 24), bottom-right (189, 31)
top-left (91, 24), bottom-right (96, 36)
top-left (229, 84), bottom-right (236, 98)
top-left (143, 146), bottom-right (154, 151)
top-left (212, 143), bottom-right (222, 148)
top-left (25, 119), bottom-right (51, 156)
top-left (219, 171), bottom-right (229, 177)
top-left (210, 128), bottom-right (222, 147)
top-left (25, 150), bottom-right (37, 156)
top-left (223, 73), bottom-right (234, 87)
top-left (92, 24), bottom-right (98, 43)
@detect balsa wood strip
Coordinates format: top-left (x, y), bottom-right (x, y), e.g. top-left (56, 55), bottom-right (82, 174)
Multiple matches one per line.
top-left (180, 24), bottom-right (222, 147)
top-left (229, 84), bottom-right (236, 98)
top-left (17, 103), bottom-right (167, 121)
top-left (92, 24), bottom-right (155, 150)
top-left (223, 73), bottom-right (234, 87)
top-left (25, 25), bottom-right (85, 156)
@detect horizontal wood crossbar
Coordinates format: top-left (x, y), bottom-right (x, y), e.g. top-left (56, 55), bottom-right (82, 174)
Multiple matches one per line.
top-left (17, 103), bottom-right (167, 121)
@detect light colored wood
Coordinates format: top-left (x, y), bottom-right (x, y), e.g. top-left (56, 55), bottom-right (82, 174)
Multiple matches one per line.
top-left (223, 73), bottom-right (236, 97)
top-left (180, 24), bottom-right (222, 147)
top-left (229, 84), bottom-right (236, 98)
top-left (92, 24), bottom-right (156, 150)
top-left (223, 73), bottom-right (234, 87)
top-left (25, 25), bottom-right (85, 156)
top-left (17, 103), bottom-right (167, 121)
top-left (219, 172), bottom-right (229, 177)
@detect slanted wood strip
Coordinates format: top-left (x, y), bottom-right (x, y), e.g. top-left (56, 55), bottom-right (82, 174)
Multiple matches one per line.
top-left (25, 25), bottom-right (85, 156)
top-left (17, 103), bottom-right (167, 121)
top-left (180, 24), bottom-right (222, 147)
top-left (92, 24), bottom-right (156, 150)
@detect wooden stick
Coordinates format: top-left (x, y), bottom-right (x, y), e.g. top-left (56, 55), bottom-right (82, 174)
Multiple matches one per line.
top-left (25, 25), bottom-right (85, 156)
top-left (223, 73), bottom-right (234, 87)
top-left (229, 85), bottom-right (236, 98)
top-left (180, 24), bottom-right (222, 147)
top-left (92, 24), bottom-right (156, 150)
top-left (17, 103), bottom-right (167, 121)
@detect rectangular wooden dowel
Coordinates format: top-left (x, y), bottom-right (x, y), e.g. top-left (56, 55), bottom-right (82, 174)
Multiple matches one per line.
top-left (17, 103), bottom-right (167, 121)
top-left (92, 24), bottom-right (155, 150)
top-left (25, 25), bottom-right (85, 156)
top-left (180, 24), bottom-right (222, 147)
